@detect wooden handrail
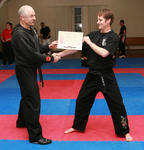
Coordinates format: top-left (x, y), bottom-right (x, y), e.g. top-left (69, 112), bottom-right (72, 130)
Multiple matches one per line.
top-left (126, 37), bottom-right (144, 46)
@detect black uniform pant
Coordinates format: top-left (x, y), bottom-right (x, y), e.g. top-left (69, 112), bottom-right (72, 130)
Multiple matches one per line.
top-left (72, 69), bottom-right (130, 137)
top-left (15, 65), bottom-right (42, 141)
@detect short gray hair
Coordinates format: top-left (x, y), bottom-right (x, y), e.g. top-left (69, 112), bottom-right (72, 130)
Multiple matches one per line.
top-left (18, 5), bottom-right (33, 16)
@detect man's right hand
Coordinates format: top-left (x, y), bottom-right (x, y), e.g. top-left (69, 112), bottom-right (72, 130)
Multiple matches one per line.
top-left (52, 53), bottom-right (61, 63)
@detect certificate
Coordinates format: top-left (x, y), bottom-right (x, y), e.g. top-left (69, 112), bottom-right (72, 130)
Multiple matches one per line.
top-left (57, 31), bottom-right (83, 50)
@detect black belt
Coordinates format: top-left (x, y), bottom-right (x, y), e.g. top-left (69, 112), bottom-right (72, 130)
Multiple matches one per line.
top-left (89, 69), bottom-right (106, 87)
top-left (38, 66), bottom-right (44, 87)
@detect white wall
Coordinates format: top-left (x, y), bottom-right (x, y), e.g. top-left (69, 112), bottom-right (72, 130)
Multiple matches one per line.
top-left (107, 0), bottom-right (144, 37)
top-left (0, 0), bottom-right (144, 50)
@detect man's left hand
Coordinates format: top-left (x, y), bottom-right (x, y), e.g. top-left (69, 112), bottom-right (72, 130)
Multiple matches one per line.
top-left (49, 41), bottom-right (58, 49)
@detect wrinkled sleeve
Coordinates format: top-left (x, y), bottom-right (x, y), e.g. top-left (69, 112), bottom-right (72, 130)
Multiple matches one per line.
top-left (12, 31), bottom-right (47, 64)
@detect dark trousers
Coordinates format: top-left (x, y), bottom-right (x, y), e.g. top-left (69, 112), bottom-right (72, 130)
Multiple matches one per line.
top-left (15, 65), bottom-right (42, 141)
top-left (119, 41), bottom-right (126, 56)
top-left (72, 69), bottom-right (130, 137)
top-left (2, 42), bottom-right (14, 65)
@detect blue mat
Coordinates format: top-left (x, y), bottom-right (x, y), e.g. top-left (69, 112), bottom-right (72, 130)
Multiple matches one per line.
top-left (115, 58), bottom-right (144, 68)
top-left (0, 97), bottom-right (144, 115)
top-left (0, 58), bottom-right (144, 70)
top-left (0, 140), bottom-right (143, 150)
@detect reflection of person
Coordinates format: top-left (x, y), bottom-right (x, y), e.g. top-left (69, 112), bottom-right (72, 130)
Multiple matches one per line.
top-left (40, 22), bottom-right (51, 45)
top-left (1, 22), bottom-right (14, 65)
top-left (55, 8), bottom-right (132, 142)
top-left (11, 5), bottom-right (60, 145)
top-left (119, 20), bottom-right (126, 58)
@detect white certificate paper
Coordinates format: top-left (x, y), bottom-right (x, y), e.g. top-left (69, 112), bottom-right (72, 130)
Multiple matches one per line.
top-left (57, 31), bottom-right (83, 50)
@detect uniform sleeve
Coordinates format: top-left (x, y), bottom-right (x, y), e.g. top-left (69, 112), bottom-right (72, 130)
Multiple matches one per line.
top-left (87, 32), bottom-right (96, 39)
top-left (82, 32), bottom-right (95, 50)
top-left (81, 32), bottom-right (96, 58)
top-left (12, 31), bottom-right (48, 64)
top-left (39, 41), bottom-right (50, 54)
top-left (103, 34), bottom-right (119, 55)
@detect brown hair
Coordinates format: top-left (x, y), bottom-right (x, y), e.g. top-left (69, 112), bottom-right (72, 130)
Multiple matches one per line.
top-left (98, 8), bottom-right (114, 25)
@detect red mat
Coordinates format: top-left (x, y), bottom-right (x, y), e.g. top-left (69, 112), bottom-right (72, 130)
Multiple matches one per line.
top-left (40, 80), bottom-right (104, 99)
top-left (0, 70), bottom-right (15, 83)
top-left (0, 115), bottom-right (143, 141)
top-left (42, 69), bottom-right (88, 74)
top-left (113, 68), bottom-right (144, 76)
top-left (42, 68), bottom-right (144, 76)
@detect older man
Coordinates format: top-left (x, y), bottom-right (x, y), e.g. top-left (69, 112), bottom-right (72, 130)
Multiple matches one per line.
top-left (11, 5), bottom-right (60, 145)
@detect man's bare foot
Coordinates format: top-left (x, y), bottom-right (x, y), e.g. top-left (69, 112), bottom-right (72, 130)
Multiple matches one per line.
top-left (125, 133), bottom-right (133, 142)
top-left (64, 128), bottom-right (77, 134)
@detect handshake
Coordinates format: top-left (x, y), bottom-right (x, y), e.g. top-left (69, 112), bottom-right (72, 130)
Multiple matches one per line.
top-left (52, 52), bottom-right (62, 63)
top-left (48, 40), bottom-right (62, 63)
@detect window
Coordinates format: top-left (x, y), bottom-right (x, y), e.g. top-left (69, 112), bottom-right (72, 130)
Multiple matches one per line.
top-left (74, 7), bottom-right (82, 32)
